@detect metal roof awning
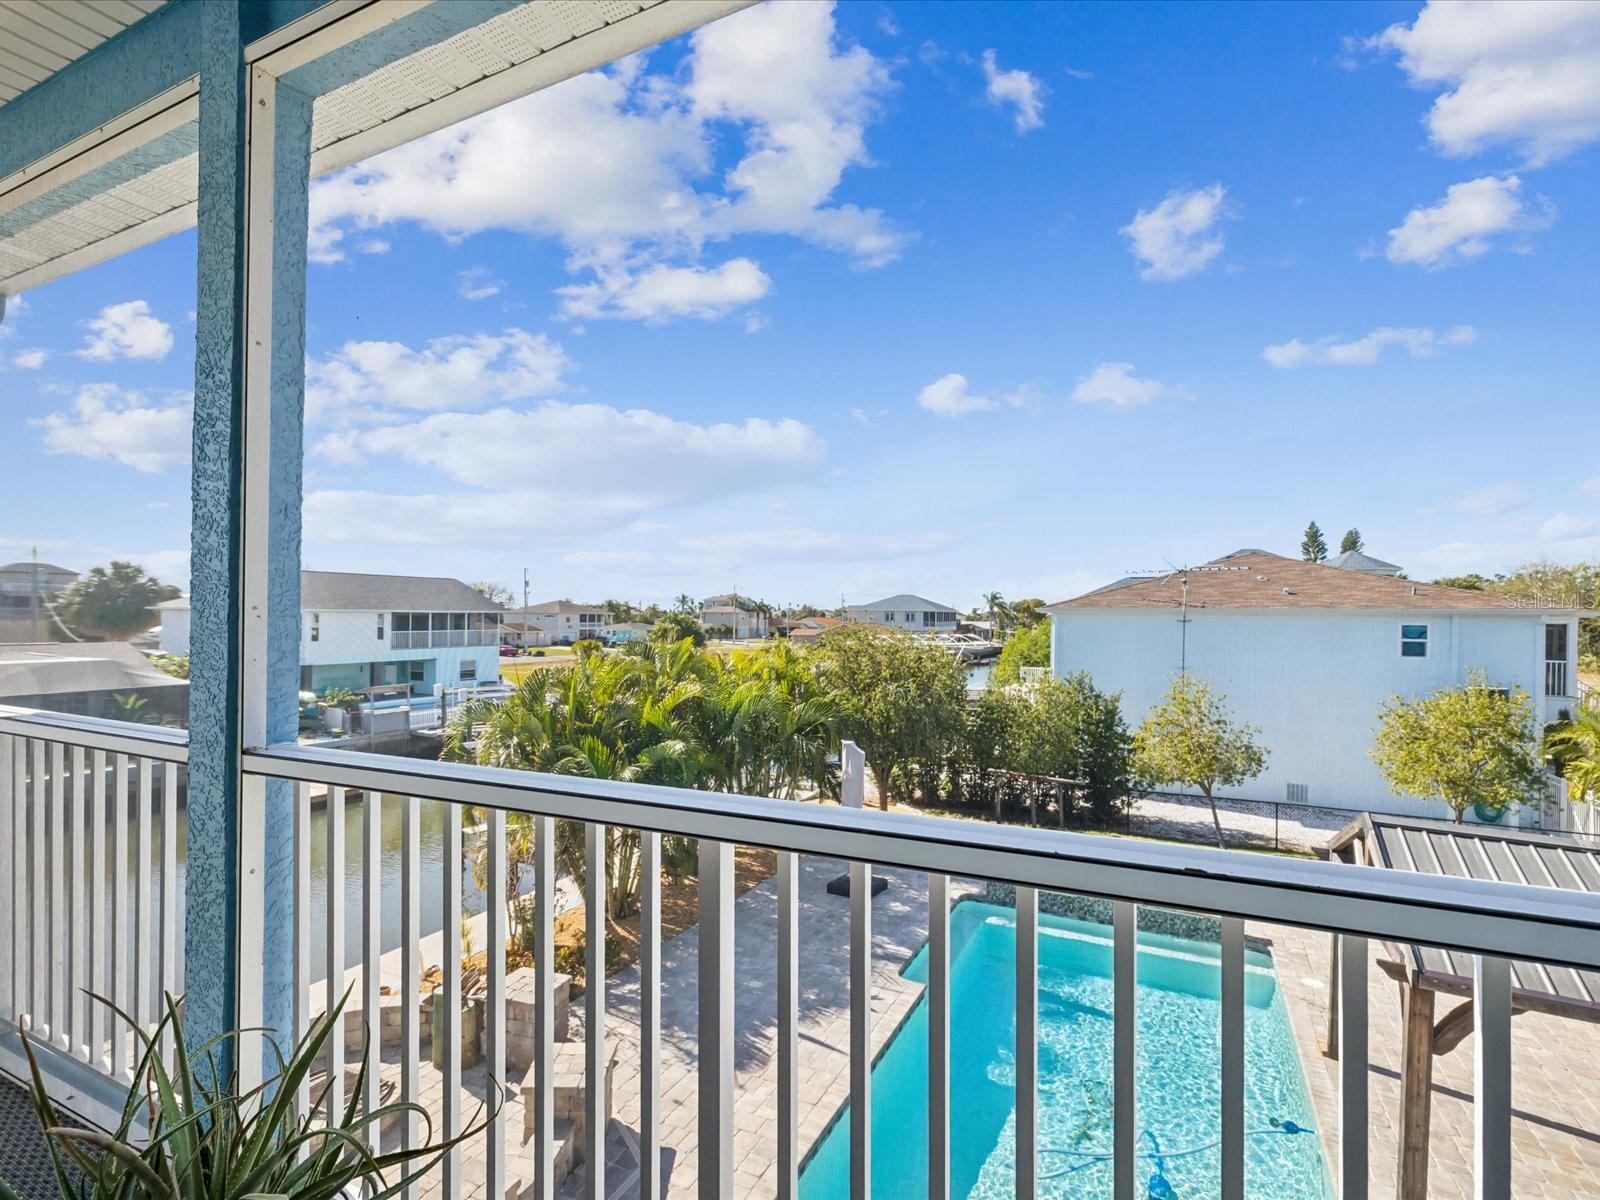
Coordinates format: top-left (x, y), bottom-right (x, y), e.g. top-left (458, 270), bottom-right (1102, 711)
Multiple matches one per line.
top-left (1331, 813), bottom-right (1600, 1016)
top-left (0, 0), bottom-right (747, 297)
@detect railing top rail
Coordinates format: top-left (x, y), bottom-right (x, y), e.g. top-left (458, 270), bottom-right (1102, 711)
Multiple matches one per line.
top-left (245, 740), bottom-right (1600, 973)
top-left (0, 704), bottom-right (189, 762)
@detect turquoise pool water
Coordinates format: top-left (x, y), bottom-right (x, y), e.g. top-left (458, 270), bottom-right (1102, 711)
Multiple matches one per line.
top-left (799, 901), bottom-right (1332, 1200)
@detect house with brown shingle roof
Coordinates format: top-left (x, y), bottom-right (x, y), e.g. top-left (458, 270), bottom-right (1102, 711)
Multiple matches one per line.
top-left (1046, 549), bottom-right (1587, 819)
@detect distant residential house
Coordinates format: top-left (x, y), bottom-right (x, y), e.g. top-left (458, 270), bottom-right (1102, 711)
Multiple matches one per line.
top-left (0, 560), bottom-right (77, 643)
top-left (1329, 549), bottom-right (1404, 576)
top-left (787, 615), bottom-right (843, 643)
top-left (1046, 549), bottom-right (1586, 819)
top-left (607, 622), bottom-right (655, 644)
top-left (160, 571), bottom-right (503, 694)
top-left (844, 593), bottom-right (958, 633)
top-left (699, 594), bottom-right (768, 640)
top-left (503, 601), bottom-right (612, 647)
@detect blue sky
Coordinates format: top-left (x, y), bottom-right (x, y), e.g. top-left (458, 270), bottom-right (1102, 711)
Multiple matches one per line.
top-left (4, 0), bottom-right (1598, 610)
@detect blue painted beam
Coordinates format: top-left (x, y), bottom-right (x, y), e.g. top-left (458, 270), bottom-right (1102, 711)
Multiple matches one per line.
top-left (0, 1), bottom-right (327, 182)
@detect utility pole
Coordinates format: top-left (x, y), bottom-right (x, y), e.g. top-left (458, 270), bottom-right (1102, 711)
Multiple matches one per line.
top-left (29, 545), bottom-right (40, 641)
top-left (522, 567), bottom-right (529, 611)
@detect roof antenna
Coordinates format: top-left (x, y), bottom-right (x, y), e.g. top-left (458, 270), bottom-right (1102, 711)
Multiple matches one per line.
top-left (1125, 555), bottom-right (1248, 676)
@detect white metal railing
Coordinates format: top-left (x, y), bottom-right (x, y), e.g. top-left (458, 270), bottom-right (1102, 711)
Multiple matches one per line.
top-left (235, 739), bottom-right (1600, 1200)
top-left (1546, 658), bottom-right (1570, 698)
top-left (8, 703), bottom-right (1600, 1196)
top-left (0, 707), bottom-right (186, 1121)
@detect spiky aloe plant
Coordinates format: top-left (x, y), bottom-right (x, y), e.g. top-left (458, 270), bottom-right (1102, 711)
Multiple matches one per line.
top-left (0, 990), bottom-right (494, 1200)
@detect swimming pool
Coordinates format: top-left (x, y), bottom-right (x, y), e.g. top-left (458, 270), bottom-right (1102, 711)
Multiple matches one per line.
top-left (798, 901), bottom-right (1332, 1200)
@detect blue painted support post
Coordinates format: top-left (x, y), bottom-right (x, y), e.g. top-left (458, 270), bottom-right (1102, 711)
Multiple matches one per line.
top-left (188, 1), bottom-right (311, 1086)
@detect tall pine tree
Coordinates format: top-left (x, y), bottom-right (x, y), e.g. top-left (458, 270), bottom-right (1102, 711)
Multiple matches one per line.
top-left (1340, 528), bottom-right (1363, 554)
top-left (1301, 521), bottom-right (1328, 563)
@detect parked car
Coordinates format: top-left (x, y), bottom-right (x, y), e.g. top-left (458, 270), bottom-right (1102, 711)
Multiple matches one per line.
top-left (499, 643), bottom-right (519, 657)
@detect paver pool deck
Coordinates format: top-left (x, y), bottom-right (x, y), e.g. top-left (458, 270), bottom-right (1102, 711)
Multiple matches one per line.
top-left (372, 856), bottom-right (1600, 1200)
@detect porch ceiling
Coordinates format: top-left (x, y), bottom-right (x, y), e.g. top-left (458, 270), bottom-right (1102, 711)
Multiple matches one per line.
top-left (0, 0), bottom-right (165, 106)
top-left (0, 0), bottom-right (748, 298)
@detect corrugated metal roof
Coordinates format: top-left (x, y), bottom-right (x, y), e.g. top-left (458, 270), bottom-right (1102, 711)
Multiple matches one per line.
top-left (0, 1), bottom-right (164, 106)
top-left (0, 0), bottom-right (745, 296)
top-left (1361, 814), bottom-right (1600, 1012)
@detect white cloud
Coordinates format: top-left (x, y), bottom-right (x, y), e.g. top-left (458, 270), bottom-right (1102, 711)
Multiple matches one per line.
top-left (1374, 1), bottom-right (1600, 166)
top-left (306, 328), bottom-right (573, 422)
top-left (1540, 512), bottom-right (1598, 541)
top-left (1450, 482), bottom-right (1525, 516)
top-left (557, 258), bottom-right (771, 322)
top-left (307, 2), bottom-right (904, 308)
top-left (457, 267), bottom-right (503, 301)
top-left (1263, 324), bottom-right (1477, 367)
top-left (12, 348), bottom-right (47, 369)
top-left (1120, 183), bottom-right (1230, 281)
top-left (981, 49), bottom-right (1046, 133)
top-left (1385, 175), bottom-right (1550, 269)
top-left (1070, 362), bottom-right (1171, 408)
top-left (917, 372), bottom-right (994, 418)
top-left (33, 383), bottom-right (191, 473)
top-left (307, 397), bottom-right (826, 547)
top-left (74, 300), bottom-right (173, 362)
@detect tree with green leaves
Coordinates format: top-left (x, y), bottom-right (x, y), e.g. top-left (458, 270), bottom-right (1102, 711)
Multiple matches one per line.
top-left (990, 620), bottom-right (1049, 686)
top-left (1300, 522), bottom-right (1328, 563)
top-left (1015, 673), bottom-right (1134, 821)
top-left (469, 580), bottom-right (515, 608)
top-left (1133, 674), bottom-right (1267, 847)
top-left (1339, 528), bottom-right (1363, 554)
top-left (1371, 671), bottom-right (1546, 823)
top-left (1008, 597), bottom-right (1046, 628)
top-left (52, 561), bottom-right (179, 641)
top-left (814, 625), bottom-right (966, 808)
top-left (649, 610), bottom-right (706, 647)
top-left (982, 591), bottom-right (1008, 632)
top-left (1483, 561), bottom-right (1600, 663)
top-left (1431, 574), bottom-right (1490, 592)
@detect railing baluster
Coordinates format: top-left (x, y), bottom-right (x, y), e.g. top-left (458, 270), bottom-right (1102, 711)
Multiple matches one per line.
top-left (31, 739), bottom-right (46, 1035)
top-left (111, 755), bottom-right (128, 1075)
top-left (486, 807), bottom-right (507, 1200)
top-left (849, 859), bottom-right (871, 1200)
top-left (400, 795), bottom-right (420, 1189)
top-left (532, 815), bottom-right (555, 1200)
top-left (294, 781), bottom-right (311, 1130)
top-left (50, 741), bottom-right (66, 1050)
top-left (927, 872), bottom-right (950, 1200)
top-left (326, 786), bottom-right (346, 1123)
top-left (1015, 886), bottom-right (1038, 1200)
top-left (585, 822), bottom-right (607, 1200)
top-left (777, 850), bottom-right (799, 1200)
top-left (0, 736), bottom-right (13, 1025)
top-left (67, 747), bottom-right (86, 1059)
top-left (1113, 902), bottom-right (1136, 1200)
top-left (89, 750), bottom-right (106, 1068)
top-left (1220, 916), bottom-right (1245, 1200)
top-left (700, 839), bottom-right (734, 1200)
top-left (1338, 934), bottom-right (1368, 1200)
top-left (160, 761), bottom-right (178, 1018)
top-left (642, 831), bottom-right (663, 1200)
top-left (362, 790), bottom-right (382, 1127)
top-left (441, 799), bottom-right (462, 1200)
top-left (129, 756), bottom-right (146, 1071)
top-left (1474, 955), bottom-right (1512, 1200)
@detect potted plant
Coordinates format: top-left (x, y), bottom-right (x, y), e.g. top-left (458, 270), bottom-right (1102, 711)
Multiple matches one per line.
top-left (0, 990), bottom-right (493, 1200)
top-left (319, 686), bottom-right (363, 734)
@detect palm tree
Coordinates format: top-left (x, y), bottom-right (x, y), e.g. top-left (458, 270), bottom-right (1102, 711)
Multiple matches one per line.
top-left (983, 591), bottom-right (1006, 633)
top-left (1547, 709), bottom-right (1600, 807)
top-left (673, 593), bottom-right (697, 614)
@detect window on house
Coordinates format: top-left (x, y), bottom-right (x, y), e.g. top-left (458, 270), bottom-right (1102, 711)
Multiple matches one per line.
top-left (1400, 624), bottom-right (1427, 657)
top-left (310, 612), bottom-right (320, 642)
top-left (409, 661), bottom-right (425, 683)
top-left (377, 614), bottom-right (384, 639)
top-left (460, 659), bottom-right (477, 682)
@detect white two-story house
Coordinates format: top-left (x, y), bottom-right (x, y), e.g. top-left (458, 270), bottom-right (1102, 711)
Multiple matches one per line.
top-left (1046, 549), bottom-right (1585, 819)
top-left (699, 594), bottom-right (768, 640)
top-left (504, 600), bottom-right (612, 647)
top-left (159, 571), bottom-right (503, 695)
top-left (844, 593), bottom-right (959, 633)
